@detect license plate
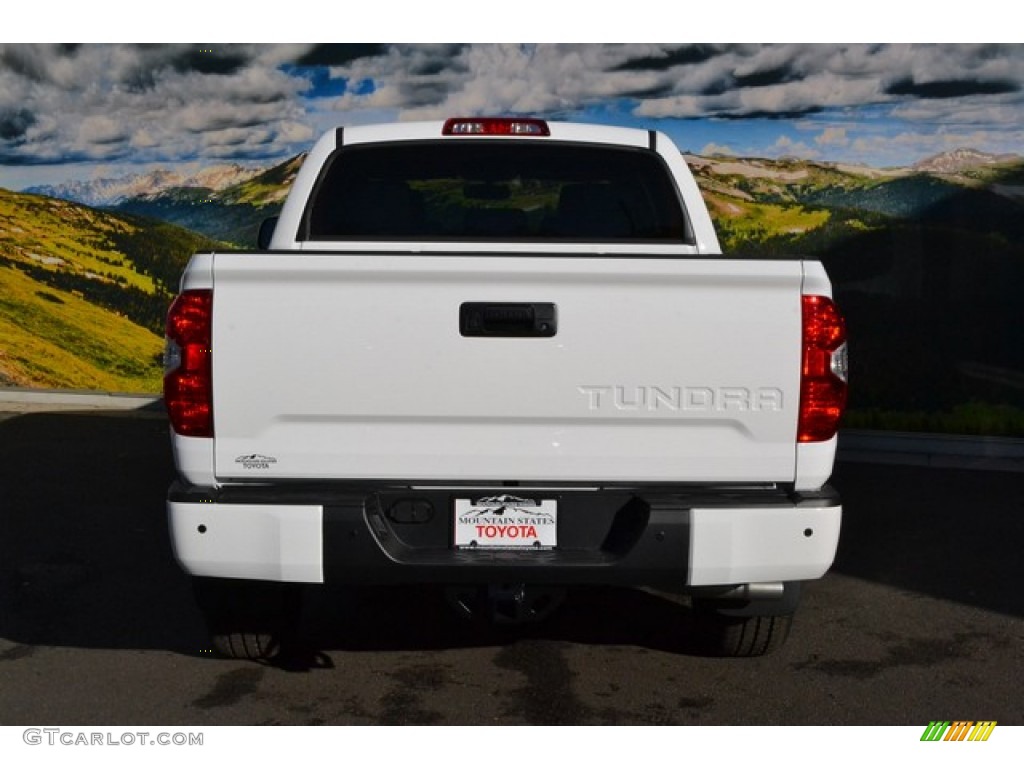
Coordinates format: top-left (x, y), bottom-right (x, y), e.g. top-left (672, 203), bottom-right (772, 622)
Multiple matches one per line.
top-left (453, 495), bottom-right (557, 550)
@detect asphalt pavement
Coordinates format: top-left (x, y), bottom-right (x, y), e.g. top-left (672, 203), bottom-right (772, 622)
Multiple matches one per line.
top-left (0, 403), bottom-right (1020, 725)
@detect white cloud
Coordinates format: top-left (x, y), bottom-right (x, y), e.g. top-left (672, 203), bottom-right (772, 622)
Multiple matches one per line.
top-left (815, 127), bottom-right (849, 147)
top-left (2, 43), bottom-right (1023, 173)
top-left (275, 121), bottom-right (314, 144)
top-left (323, 44), bottom-right (1024, 132)
top-left (701, 143), bottom-right (736, 156)
top-left (0, 44), bottom-right (316, 165)
top-left (130, 128), bottom-right (158, 149)
top-left (772, 135), bottom-right (819, 159)
top-left (77, 115), bottom-right (128, 145)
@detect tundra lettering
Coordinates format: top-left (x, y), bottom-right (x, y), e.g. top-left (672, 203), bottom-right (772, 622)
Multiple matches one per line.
top-left (578, 385), bottom-right (785, 412)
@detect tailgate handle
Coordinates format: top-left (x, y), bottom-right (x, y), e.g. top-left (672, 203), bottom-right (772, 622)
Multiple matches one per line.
top-left (460, 303), bottom-right (557, 337)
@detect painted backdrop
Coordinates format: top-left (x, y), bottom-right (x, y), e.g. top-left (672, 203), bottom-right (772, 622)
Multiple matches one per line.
top-left (1, 44), bottom-right (1022, 434)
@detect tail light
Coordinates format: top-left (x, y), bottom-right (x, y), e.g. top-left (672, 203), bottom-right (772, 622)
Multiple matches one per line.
top-left (164, 290), bottom-right (213, 437)
top-left (442, 117), bottom-right (550, 136)
top-left (799, 295), bottom-right (848, 443)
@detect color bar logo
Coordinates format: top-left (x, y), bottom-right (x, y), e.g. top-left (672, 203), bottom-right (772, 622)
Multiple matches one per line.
top-left (920, 721), bottom-right (997, 742)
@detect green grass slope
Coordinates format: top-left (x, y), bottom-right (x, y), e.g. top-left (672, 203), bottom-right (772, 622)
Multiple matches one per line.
top-left (0, 188), bottom-right (225, 392)
top-left (0, 264), bottom-right (161, 390)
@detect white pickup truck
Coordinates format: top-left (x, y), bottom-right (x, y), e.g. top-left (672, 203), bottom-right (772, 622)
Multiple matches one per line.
top-left (164, 117), bottom-right (848, 659)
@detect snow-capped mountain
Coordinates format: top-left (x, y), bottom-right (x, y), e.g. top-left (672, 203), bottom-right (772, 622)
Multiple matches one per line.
top-left (26, 163), bottom-right (263, 207)
top-left (912, 148), bottom-right (1020, 174)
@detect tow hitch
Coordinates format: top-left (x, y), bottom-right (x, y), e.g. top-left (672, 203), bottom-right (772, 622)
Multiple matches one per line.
top-left (445, 583), bottom-right (567, 625)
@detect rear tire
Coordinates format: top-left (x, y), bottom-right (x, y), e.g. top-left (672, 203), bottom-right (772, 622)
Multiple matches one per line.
top-left (689, 611), bottom-right (793, 657)
top-left (689, 582), bottom-right (800, 657)
top-left (192, 577), bottom-right (301, 661)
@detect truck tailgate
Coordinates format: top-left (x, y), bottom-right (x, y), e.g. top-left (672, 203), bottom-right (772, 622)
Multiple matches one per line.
top-left (211, 253), bottom-right (804, 484)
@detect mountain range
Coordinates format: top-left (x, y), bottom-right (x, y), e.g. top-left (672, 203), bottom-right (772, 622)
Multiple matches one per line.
top-left (687, 148), bottom-right (1024, 250)
top-left (21, 147), bottom-right (1024, 250)
top-left (912, 148), bottom-right (1021, 175)
top-left (26, 156), bottom-right (304, 247)
top-left (3, 146), bottom-right (1023, 434)
top-left (31, 148), bottom-right (1020, 208)
top-left (105, 155), bottom-right (304, 247)
top-left (26, 163), bottom-right (265, 207)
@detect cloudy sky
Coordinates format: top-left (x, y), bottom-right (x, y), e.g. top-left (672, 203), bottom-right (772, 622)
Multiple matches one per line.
top-left (1, 43), bottom-right (1023, 189)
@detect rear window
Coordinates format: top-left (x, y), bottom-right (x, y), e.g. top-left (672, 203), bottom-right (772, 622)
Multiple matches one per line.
top-left (304, 141), bottom-right (691, 243)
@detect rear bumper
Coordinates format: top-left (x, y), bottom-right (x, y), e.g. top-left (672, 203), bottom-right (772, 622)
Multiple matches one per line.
top-left (167, 482), bottom-right (841, 588)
